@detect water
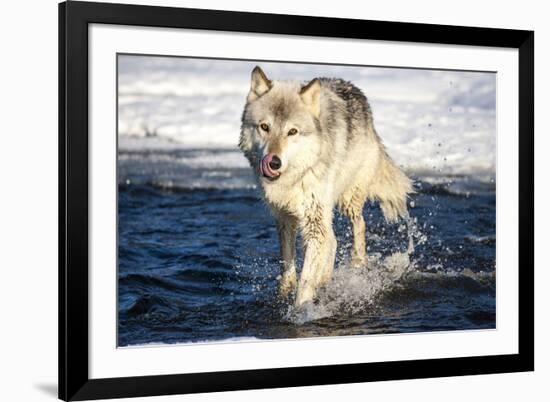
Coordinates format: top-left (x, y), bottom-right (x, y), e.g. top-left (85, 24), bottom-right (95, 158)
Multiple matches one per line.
top-left (117, 147), bottom-right (496, 347)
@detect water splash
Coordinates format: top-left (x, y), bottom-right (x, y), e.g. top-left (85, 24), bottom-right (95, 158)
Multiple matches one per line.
top-left (404, 214), bottom-right (428, 254)
top-left (285, 250), bottom-right (413, 324)
top-left (284, 213), bottom-right (434, 324)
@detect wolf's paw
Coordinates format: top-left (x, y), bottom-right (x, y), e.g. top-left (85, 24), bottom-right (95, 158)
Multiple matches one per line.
top-left (295, 283), bottom-right (315, 307)
top-left (278, 270), bottom-right (297, 298)
top-left (317, 269), bottom-right (334, 288)
top-left (351, 256), bottom-right (367, 269)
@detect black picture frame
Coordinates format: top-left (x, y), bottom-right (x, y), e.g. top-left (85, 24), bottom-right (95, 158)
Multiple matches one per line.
top-left (59, 1), bottom-right (534, 400)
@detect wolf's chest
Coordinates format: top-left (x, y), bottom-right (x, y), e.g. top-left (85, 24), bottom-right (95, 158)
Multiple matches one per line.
top-left (262, 174), bottom-right (334, 219)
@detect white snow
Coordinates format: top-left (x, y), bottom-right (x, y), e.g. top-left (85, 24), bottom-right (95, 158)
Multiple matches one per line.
top-left (118, 55), bottom-right (496, 177)
top-left (120, 336), bottom-right (263, 348)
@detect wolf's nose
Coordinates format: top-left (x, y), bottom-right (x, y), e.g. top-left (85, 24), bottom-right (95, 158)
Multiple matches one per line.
top-left (269, 155), bottom-right (281, 170)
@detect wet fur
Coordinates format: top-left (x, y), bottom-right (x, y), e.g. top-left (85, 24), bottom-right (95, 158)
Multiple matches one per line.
top-left (239, 67), bottom-right (412, 306)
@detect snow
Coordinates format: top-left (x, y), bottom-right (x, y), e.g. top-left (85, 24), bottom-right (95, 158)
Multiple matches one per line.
top-left (118, 55), bottom-right (496, 177)
top-left (121, 337), bottom-right (263, 348)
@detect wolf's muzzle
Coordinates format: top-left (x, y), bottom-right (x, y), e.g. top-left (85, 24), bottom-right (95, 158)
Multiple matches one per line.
top-left (260, 154), bottom-right (281, 180)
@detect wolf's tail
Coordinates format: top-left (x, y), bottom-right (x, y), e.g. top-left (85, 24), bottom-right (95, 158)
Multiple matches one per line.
top-left (367, 149), bottom-right (414, 223)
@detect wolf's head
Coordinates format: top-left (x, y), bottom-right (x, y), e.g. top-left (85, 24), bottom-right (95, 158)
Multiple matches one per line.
top-left (239, 66), bottom-right (324, 185)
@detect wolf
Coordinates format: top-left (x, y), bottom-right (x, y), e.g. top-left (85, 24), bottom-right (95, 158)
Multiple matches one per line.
top-left (239, 66), bottom-right (412, 306)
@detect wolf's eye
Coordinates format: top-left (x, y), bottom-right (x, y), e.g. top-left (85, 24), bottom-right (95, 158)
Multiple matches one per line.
top-left (288, 128), bottom-right (298, 136)
top-left (260, 123), bottom-right (269, 132)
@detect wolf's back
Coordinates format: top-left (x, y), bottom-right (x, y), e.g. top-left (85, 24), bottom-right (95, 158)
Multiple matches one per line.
top-left (319, 77), bottom-right (374, 128)
top-left (320, 78), bottom-right (412, 221)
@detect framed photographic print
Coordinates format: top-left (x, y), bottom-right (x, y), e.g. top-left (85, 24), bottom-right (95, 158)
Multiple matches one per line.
top-left (59, 1), bottom-right (534, 400)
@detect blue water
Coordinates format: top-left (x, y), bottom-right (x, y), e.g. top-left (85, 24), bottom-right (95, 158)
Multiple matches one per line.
top-left (117, 148), bottom-right (496, 347)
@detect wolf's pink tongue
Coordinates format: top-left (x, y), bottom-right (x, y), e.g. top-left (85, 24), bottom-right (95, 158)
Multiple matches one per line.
top-left (261, 154), bottom-right (277, 178)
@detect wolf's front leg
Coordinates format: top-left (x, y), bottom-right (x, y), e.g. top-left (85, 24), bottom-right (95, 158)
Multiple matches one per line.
top-left (295, 208), bottom-right (336, 306)
top-left (276, 214), bottom-right (297, 297)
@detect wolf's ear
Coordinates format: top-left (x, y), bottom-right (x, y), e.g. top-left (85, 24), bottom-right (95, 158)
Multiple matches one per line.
top-left (247, 66), bottom-right (272, 102)
top-left (299, 78), bottom-right (321, 118)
